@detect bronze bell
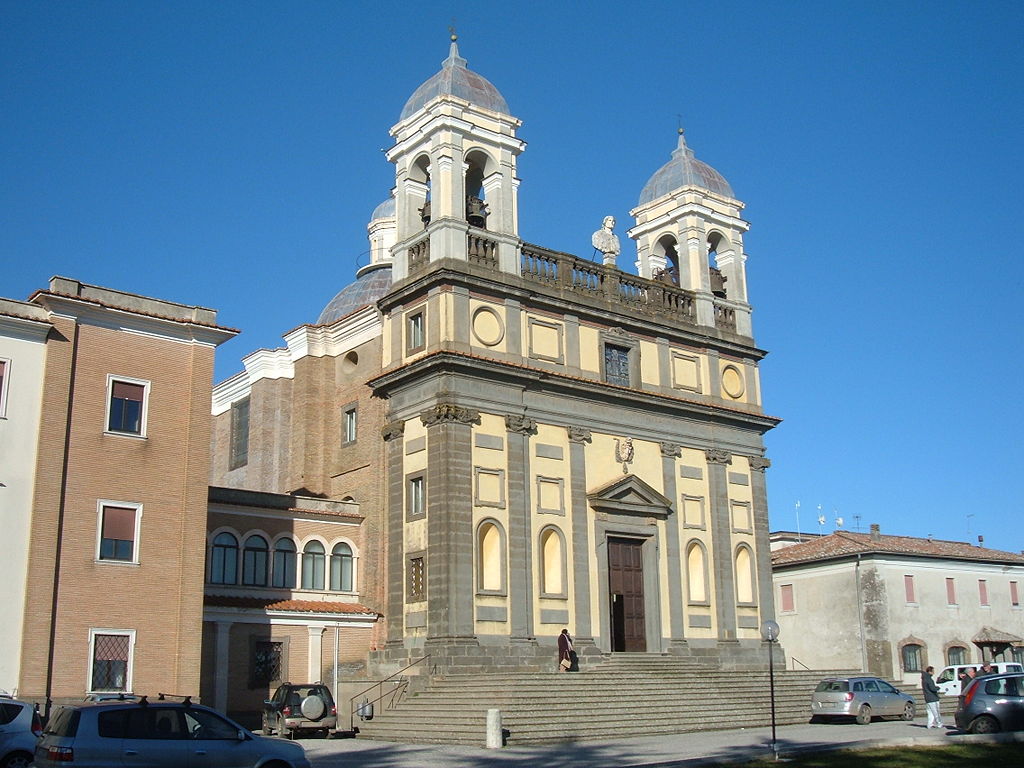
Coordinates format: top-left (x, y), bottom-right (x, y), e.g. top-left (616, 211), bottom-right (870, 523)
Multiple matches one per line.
top-left (419, 201), bottom-right (431, 226)
top-left (466, 196), bottom-right (488, 228)
top-left (709, 267), bottom-right (728, 298)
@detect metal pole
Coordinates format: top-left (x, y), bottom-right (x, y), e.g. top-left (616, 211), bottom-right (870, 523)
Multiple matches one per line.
top-left (769, 638), bottom-right (777, 760)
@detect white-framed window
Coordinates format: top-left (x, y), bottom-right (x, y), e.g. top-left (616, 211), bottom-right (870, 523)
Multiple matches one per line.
top-left (0, 358), bottom-right (10, 417)
top-left (407, 475), bottom-right (425, 518)
top-left (88, 628), bottom-right (135, 693)
top-left (96, 501), bottom-right (142, 564)
top-left (105, 375), bottom-right (150, 437)
top-left (406, 309), bottom-right (425, 353)
top-left (343, 406), bottom-right (357, 444)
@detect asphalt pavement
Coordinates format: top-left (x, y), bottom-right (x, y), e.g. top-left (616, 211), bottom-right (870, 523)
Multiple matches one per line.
top-left (300, 719), bottom-right (1024, 767)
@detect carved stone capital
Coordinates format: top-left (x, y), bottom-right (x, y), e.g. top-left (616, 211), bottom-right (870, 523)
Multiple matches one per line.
top-left (660, 442), bottom-right (682, 458)
top-left (748, 456), bottom-right (771, 473)
top-left (705, 448), bottom-right (732, 466)
top-left (420, 403), bottom-right (481, 428)
top-left (566, 425), bottom-right (592, 444)
top-left (505, 414), bottom-right (538, 435)
top-left (381, 420), bottom-right (405, 442)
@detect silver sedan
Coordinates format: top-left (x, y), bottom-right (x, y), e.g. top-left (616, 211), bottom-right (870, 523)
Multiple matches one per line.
top-left (810, 676), bottom-right (916, 724)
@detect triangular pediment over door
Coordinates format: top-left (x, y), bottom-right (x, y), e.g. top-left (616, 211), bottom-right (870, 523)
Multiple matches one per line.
top-left (587, 474), bottom-right (674, 519)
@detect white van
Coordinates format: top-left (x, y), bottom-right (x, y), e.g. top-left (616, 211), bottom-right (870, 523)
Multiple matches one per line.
top-left (934, 662), bottom-right (1024, 696)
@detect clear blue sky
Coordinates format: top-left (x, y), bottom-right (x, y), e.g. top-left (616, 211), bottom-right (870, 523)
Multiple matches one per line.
top-left (4, 2), bottom-right (1022, 553)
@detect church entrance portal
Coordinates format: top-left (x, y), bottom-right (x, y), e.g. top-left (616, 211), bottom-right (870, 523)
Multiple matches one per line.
top-left (608, 537), bottom-right (646, 652)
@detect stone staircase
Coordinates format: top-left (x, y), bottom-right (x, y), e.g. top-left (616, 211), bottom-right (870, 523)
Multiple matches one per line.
top-left (355, 654), bottom-right (880, 746)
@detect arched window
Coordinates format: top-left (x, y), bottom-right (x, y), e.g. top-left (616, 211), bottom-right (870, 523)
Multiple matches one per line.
top-left (272, 538), bottom-right (296, 589)
top-left (301, 541), bottom-right (326, 590)
top-left (210, 532), bottom-right (238, 585)
top-left (686, 541), bottom-right (708, 603)
top-left (902, 643), bottom-right (924, 672)
top-left (330, 542), bottom-right (354, 592)
top-left (735, 545), bottom-right (755, 604)
top-left (477, 521), bottom-right (505, 593)
top-left (242, 535), bottom-right (268, 586)
top-left (540, 526), bottom-right (566, 597)
top-left (947, 646), bottom-right (967, 666)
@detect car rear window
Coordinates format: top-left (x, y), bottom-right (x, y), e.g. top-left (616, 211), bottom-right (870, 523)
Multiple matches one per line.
top-left (0, 702), bottom-right (23, 725)
top-left (815, 680), bottom-right (849, 692)
top-left (985, 677), bottom-right (1020, 696)
top-left (43, 707), bottom-right (80, 737)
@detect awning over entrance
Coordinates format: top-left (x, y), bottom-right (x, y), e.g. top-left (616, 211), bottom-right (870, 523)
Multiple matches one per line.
top-left (972, 625), bottom-right (1023, 660)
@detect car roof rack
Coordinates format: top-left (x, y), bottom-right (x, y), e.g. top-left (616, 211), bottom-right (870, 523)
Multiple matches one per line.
top-left (157, 693), bottom-right (193, 706)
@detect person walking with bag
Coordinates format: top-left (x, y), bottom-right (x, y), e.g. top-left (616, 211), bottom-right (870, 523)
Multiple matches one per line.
top-left (922, 665), bottom-right (943, 728)
top-left (557, 629), bottom-right (573, 672)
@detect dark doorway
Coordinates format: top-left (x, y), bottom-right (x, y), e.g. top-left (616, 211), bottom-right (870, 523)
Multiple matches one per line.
top-left (608, 537), bottom-right (646, 652)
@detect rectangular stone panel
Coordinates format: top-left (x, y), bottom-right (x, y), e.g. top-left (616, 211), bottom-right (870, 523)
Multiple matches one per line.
top-left (540, 609), bottom-right (569, 625)
top-left (671, 351), bottom-right (702, 393)
top-left (536, 476), bottom-right (565, 515)
top-left (728, 472), bottom-right (749, 486)
top-left (476, 606), bottom-right (508, 622)
top-left (682, 495), bottom-right (706, 529)
top-left (535, 443), bottom-right (563, 460)
top-left (475, 434), bottom-right (504, 451)
top-left (474, 467), bottom-right (506, 508)
top-left (405, 611), bottom-right (426, 629)
top-left (738, 616), bottom-right (760, 629)
top-left (527, 317), bottom-right (564, 363)
top-left (405, 436), bottom-right (426, 455)
top-left (680, 466), bottom-right (703, 480)
top-left (688, 614), bottom-right (712, 629)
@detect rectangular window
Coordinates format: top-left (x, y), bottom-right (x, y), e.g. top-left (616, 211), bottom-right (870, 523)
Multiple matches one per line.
top-left (408, 556), bottom-right (425, 601)
top-left (979, 579), bottom-right (989, 606)
top-left (603, 343), bottom-right (632, 387)
top-left (1012, 581), bottom-right (1020, 607)
top-left (89, 630), bottom-right (134, 692)
top-left (904, 575), bottom-right (916, 604)
top-left (343, 407), bottom-right (357, 444)
top-left (98, 503), bottom-right (140, 563)
top-left (946, 577), bottom-right (957, 605)
top-left (406, 310), bottom-right (425, 353)
top-left (780, 584), bottom-right (795, 613)
top-left (0, 359), bottom-right (8, 417)
top-left (407, 475), bottom-right (425, 518)
top-left (229, 396), bottom-right (250, 469)
top-left (107, 377), bottom-right (148, 436)
top-left (250, 640), bottom-right (284, 687)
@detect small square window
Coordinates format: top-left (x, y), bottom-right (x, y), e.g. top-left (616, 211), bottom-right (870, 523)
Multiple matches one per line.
top-left (229, 396), bottom-right (250, 469)
top-left (603, 343), bottom-right (632, 387)
top-left (407, 475), bottom-right (425, 518)
top-left (107, 377), bottom-right (149, 436)
top-left (408, 556), bottom-right (425, 601)
top-left (98, 503), bottom-right (140, 563)
top-left (89, 630), bottom-right (134, 693)
top-left (407, 310), bottom-right (425, 354)
top-left (343, 407), bottom-right (357, 444)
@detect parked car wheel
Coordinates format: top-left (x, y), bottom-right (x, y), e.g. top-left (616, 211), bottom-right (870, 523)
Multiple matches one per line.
top-left (856, 704), bottom-right (872, 724)
top-left (901, 702), bottom-right (915, 721)
top-left (970, 714), bottom-right (1000, 734)
top-left (1, 751), bottom-right (34, 768)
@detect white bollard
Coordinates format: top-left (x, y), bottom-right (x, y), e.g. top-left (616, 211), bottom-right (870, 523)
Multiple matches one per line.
top-left (485, 708), bottom-right (503, 749)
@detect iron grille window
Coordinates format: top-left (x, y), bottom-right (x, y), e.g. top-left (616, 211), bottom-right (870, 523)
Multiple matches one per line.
top-left (229, 397), bottom-right (250, 469)
top-left (408, 557), bottom-right (425, 601)
top-left (901, 643), bottom-right (923, 673)
top-left (604, 344), bottom-right (631, 387)
top-left (91, 633), bottom-right (130, 691)
top-left (251, 641), bottom-right (284, 686)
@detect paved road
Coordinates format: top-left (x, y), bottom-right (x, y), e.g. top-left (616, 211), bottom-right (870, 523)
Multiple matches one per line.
top-left (299, 719), bottom-right (1024, 767)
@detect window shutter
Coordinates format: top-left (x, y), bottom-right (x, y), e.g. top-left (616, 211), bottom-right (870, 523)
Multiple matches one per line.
top-left (102, 506), bottom-right (136, 540)
top-left (111, 381), bottom-right (144, 401)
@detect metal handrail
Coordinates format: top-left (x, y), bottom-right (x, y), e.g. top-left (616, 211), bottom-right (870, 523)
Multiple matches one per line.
top-left (348, 655), bottom-right (433, 731)
top-left (791, 656), bottom-right (811, 671)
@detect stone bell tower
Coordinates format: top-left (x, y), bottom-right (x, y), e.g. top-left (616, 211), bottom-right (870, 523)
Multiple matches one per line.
top-left (628, 129), bottom-right (754, 337)
top-left (387, 36), bottom-right (526, 280)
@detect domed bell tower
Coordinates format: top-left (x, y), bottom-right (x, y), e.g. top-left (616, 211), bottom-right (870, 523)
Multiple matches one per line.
top-left (629, 129), bottom-right (753, 337)
top-left (388, 36), bottom-right (526, 280)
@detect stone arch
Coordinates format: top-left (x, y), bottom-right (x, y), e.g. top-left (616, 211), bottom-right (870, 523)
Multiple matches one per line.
top-left (685, 540), bottom-right (709, 603)
top-left (539, 525), bottom-right (567, 597)
top-left (734, 543), bottom-right (755, 605)
top-left (475, 518), bottom-right (507, 593)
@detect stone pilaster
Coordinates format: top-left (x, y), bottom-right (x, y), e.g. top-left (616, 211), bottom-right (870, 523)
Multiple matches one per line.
top-left (381, 420), bottom-right (406, 644)
top-left (747, 456), bottom-right (774, 622)
top-left (705, 448), bottom-right (737, 639)
top-left (567, 425), bottom-right (595, 646)
top-left (505, 414), bottom-right (537, 639)
top-left (660, 442), bottom-right (686, 648)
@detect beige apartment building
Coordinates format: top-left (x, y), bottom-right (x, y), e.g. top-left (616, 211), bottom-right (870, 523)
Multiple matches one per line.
top-left (3, 277), bottom-right (235, 714)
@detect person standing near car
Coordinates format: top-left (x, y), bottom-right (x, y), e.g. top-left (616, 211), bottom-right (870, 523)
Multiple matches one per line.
top-left (922, 666), bottom-right (943, 729)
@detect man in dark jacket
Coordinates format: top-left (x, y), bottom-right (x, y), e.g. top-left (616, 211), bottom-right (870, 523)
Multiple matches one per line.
top-left (922, 666), bottom-right (943, 728)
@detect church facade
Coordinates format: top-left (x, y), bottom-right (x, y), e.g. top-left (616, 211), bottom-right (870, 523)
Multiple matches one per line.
top-left (209, 39), bottom-right (780, 687)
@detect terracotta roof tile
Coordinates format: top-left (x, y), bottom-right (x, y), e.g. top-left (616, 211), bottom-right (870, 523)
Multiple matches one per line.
top-left (772, 531), bottom-right (1024, 567)
top-left (205, 595), bottom-right (378, 616)
top-left (32, 290), bottom-right (240, 333)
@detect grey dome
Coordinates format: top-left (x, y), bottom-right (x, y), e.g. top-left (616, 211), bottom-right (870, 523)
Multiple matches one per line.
top-left (371, 196), bottom-right (395, 220)
top-left (400, 41), bottom-right (510, 120)
top-left (639, 131), bottom-right (733, 205)
top-left (317, 264), bottom-right (393, 325)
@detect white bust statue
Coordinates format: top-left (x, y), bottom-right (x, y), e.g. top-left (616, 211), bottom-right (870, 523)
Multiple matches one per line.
top-left (591, 215), bottom-right (620, 266)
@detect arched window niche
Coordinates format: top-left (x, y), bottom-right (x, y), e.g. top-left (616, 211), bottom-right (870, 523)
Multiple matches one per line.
top-left (476, 519), bottom-right (507, 594)
top-left (539, 526), bottom-right (567, 598)
top-left (411, 153), bottom-right (432, 226)
top-left (707, 231), bottom-right (729, 298)
top-left (652, 233), bottom-right (681, 286)
top-left (464, 149), bottom-right (497, 229)
top-left (686, 541), bottom-right (709, 604)
top-left (734, 544), bottom-right (756, 605)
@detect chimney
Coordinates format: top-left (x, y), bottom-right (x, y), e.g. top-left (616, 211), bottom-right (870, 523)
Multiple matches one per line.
top-left (870, 524), bottom-right (881, 542)
top-left (978, 535), bottom-right (984, 547)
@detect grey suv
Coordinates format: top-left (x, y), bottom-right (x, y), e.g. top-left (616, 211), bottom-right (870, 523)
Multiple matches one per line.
top-left (262, 683), bottom-right (336, 739)
top-left (34, 697), bottom-right (310, 768)
top-left (0, 696), bottom-right (42, 768)
top-left (955, 672), bottom-right (1024, 733)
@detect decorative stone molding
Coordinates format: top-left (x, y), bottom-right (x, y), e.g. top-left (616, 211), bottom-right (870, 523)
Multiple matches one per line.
top-left (705, 448), bottom-right (732, 465)
top-left (566, 425), bottom-right (592, 444)
top-left (614, 437), bottom-right (634, 474)
top-left (660, 442), bottom-right (682, 458)
top-left (748, 456), bottom-right (771, 473)
top-left (381, 420), bottom-right (405, 441)
top-left (504, 414), bottom-right (538, 435)
top-left (420, 403), bottom-right (481, 427)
